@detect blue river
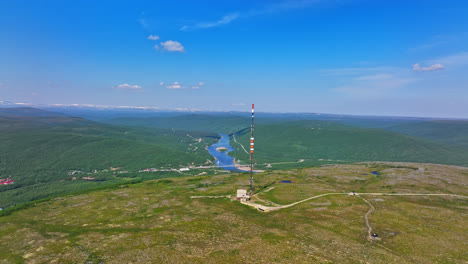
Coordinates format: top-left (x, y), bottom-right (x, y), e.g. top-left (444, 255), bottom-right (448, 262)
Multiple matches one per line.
top-left (207, 133), bottom-right (248, 172)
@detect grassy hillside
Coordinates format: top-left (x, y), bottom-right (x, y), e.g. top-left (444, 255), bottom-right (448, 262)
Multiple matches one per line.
top-left (0, 115), bottom-right (218, 208)
top-left (1, 162), bottom-right (466, 263)
top-left (230, 120), bottom-right (468, 169)
top-left (104, 114), bottom-right (250, 134)
top-left (0, 115), bottom-right (218, 151)
top-left (387, 120), bottom-right (468, 148)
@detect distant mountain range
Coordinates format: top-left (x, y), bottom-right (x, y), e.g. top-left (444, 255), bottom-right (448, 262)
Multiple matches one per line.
top-left (2, 100), bottom-right (467, 121)
top-left (0, 107), bottom-right (67, 117)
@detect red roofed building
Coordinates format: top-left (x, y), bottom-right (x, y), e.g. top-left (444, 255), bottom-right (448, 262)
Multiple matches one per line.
top-left (0, 179), bottom-right (14, 185)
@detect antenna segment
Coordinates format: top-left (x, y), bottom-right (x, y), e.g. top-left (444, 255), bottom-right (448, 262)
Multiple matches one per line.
top-left (250, 104), bottom-right (254, 196)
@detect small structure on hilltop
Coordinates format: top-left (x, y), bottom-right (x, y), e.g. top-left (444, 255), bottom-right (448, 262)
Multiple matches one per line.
top-left (237, 189), bottom-right (249, 201)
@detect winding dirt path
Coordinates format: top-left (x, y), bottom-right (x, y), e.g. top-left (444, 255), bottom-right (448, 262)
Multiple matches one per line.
top-left (242, 192), bottom-right (468, 212)
top-left (358, 196), bottom-right (375, 240)
top-left (355, 193), bottom-right (468, 199)
top-left (190, 195), bottom-right (231, 199)
top-left (357, 196), bottom-right (422, 264)
top-left (241, 193), bottom-right (346, 212)
top-left (232, 134), bottom-right (249, 155)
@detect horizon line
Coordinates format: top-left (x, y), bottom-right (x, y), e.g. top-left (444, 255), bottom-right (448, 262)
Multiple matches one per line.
top-left (1, 100), bottom-right (468, 121)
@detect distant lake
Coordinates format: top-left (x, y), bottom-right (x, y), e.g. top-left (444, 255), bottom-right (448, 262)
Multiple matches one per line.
top-left (207, 133), bottom-right (247, 172)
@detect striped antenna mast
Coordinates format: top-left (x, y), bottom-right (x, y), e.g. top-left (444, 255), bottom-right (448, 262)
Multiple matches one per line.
top-left (249, 104), bottom-right (254, 195)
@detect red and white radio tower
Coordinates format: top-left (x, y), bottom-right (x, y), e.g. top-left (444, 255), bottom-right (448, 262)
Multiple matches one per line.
top-left (249, 104), bottom-right (255, 195)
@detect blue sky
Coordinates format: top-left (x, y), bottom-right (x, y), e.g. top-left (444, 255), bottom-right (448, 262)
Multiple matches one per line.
top-left (1, 0), bottom-right (468, 117)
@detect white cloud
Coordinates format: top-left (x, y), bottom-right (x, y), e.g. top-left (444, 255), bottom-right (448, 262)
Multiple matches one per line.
top-left (412, 63), bottom-right (444, 72)
top-left (407, 52), bottom-right (468, 74)
top-left (50, 103), bottom-right (160, 110)
top-left (231, 102), bottom-right (246, 106)
top-left (166, 82), bottom-right (183, 89)
top-left (166, 81), bottom-right (201, 90)
top-left (159, 82), bottom-right (164, 86)
top-left (181, 13), bottom-right (239, 31)
top-left (160, 40), bottom-right (185, 52)
top-left (216, 13), bottom-right (239, 24)
top-left (198, 82), bottom-right (205, 86)
top-left (180, 1), bottom-right (329, 31)
top-left (115, 83), bottom-right (143, 91)
top-left (148, 35), bottom-right (160, 40)
top-left (153, 44), bottom-right (160, 50)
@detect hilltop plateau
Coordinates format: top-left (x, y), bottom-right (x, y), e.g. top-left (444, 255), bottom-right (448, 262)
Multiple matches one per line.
top-left (1, 162), bottom-right (467, 263)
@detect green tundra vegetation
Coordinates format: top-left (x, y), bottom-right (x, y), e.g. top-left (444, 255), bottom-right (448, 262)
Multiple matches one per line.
top-left (230, 120), bottom-right (468, 170)
top-left (387, 120), bottom-right (468, 148)
top-left (2, 108), bottom-right (468, 209)
top-left (0, 113), bottom-right (219, 208)
top-left (104, 114), bottom-right (251, 134)
top-left (1, 108), bottom-right (468, 263)
top-left (0, 162), bottom-right (466, 263)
